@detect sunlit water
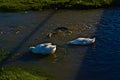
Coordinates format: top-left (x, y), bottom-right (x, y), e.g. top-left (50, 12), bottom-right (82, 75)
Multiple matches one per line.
top-left (0, 8), bottom-right (120, 80)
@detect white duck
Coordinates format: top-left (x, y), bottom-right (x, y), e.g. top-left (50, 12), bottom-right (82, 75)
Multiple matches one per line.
top-left (68, 37), bottom-right (95, 45)
top-left (29, 43), bottom-right (56, 55)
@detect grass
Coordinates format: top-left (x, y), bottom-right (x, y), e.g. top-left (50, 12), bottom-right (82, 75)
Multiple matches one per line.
top-left (0, 65), bottom-right (55, 80)
top-left (0, 0), bottom-right (119, 12)
top-left (0, 48), bottom-right (12, 62)
top-left (0, 49), bottom-right (56, 80)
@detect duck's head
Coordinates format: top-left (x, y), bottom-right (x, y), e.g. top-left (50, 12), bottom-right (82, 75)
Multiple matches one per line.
top-left (49, 45), bottom-right (56, 53)
top-left (91, 37), bottom-right (96, 43)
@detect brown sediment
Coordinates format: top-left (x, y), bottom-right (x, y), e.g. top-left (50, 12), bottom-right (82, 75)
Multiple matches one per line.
top-left (47, 27), bottom-right (72, 38)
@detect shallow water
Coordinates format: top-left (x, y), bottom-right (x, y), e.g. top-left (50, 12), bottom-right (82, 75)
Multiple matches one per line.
top-left (0, 8), bottom-right (120, 80)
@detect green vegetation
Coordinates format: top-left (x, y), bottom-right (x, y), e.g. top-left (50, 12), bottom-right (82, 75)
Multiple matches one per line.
top-left (0, 66), bottom-right (55, 80)
top-left (0, 48), bottom-right (12, 62)
top-left (0, 0), bottom-right (119, 12)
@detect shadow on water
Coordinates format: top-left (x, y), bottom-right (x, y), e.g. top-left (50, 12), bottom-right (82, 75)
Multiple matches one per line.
top-left (76, 8), bottom-right (120, 80)
top-left (0, 11), bottom-right (56, 66)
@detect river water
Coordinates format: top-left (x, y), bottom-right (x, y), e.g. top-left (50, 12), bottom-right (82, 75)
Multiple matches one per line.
top-left (0, 8), bottom-right (120, 80)
top-left (76, 8), bottom-right (120, 80)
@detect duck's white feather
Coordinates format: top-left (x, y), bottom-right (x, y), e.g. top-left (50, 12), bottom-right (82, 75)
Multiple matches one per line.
top-left (68, 37), bottom-right (95, 45)
top-left (29, 43), bottom-right (56, 55)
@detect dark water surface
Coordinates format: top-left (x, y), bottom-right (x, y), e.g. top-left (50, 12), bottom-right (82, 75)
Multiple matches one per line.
top-left (76, 8), bottom-right (120, 80)
top-left (0, 8), bottom-right (120, 80)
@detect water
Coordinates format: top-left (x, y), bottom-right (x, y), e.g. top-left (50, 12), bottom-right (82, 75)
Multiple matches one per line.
top-left (76, 8), bottom-right (120, 80)
top-left (0, 8), bottom-right (120, 80)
